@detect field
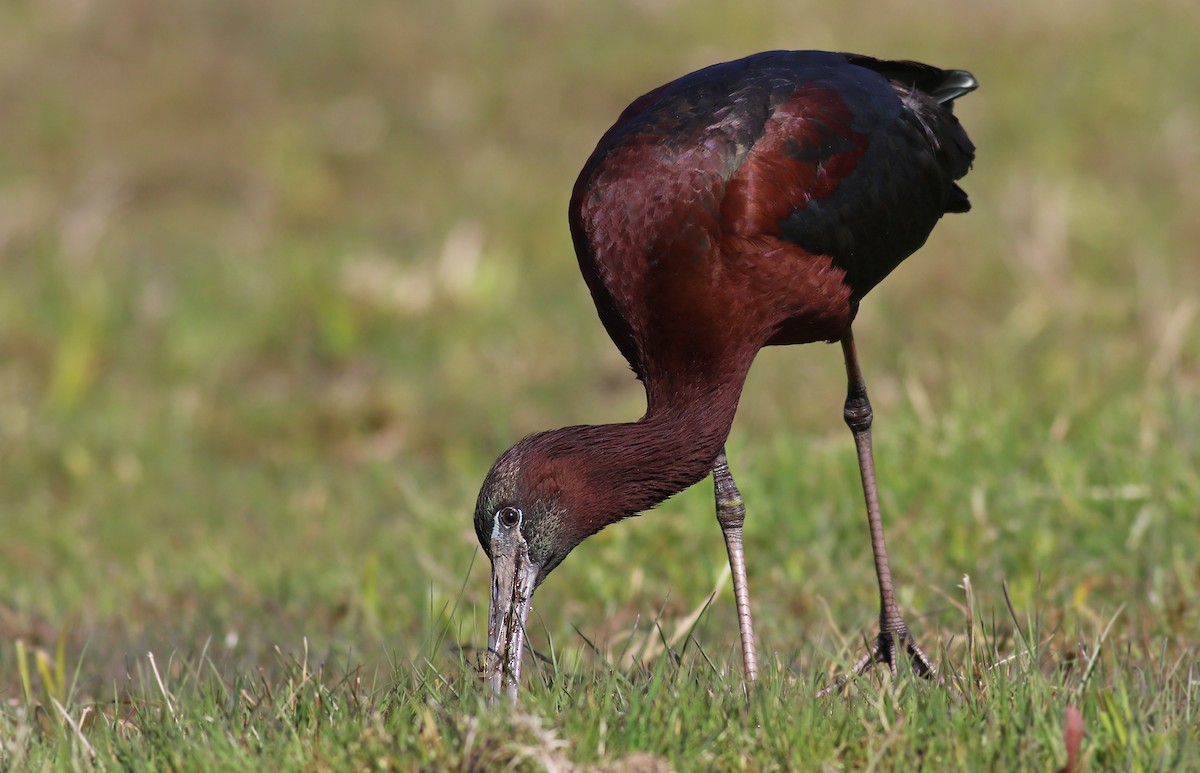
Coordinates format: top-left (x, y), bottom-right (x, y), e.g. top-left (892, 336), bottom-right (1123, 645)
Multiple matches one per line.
top-left (2, 0), bottom-right (1198, 768)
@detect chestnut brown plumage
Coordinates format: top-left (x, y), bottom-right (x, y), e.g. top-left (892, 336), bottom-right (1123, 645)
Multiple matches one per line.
top-left (474, 50), bottom-right (977, 702)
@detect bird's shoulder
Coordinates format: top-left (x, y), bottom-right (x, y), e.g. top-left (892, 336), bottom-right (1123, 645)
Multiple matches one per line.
top-left (575, 51), bottom-right (901, 190)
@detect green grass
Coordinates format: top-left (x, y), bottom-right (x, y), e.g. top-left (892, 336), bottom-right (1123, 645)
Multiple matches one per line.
top-left (2, 0), bottom-right (1199, 768)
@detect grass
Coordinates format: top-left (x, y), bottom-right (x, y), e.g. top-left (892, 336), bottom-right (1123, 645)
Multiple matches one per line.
top-left (2, 0), bottom-right (1199, 768)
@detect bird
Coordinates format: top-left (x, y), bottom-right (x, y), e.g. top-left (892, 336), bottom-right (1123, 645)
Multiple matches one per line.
top-left (473, 49), bottom-right (977, 702)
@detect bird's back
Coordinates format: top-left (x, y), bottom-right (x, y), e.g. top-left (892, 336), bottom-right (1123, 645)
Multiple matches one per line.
top-left (569, 51), bottom-right (976, 385)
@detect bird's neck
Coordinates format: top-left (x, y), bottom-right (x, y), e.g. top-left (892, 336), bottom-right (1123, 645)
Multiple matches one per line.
top-left (543, 376), bottom-right (747, 540)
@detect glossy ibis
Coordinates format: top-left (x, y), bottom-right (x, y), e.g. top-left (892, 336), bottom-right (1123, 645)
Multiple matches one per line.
top-left (474, 50), bottom-right (977, 701)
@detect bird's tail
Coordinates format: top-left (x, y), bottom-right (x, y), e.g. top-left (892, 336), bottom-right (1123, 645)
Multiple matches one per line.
top-left (844, 54), bottom-right (977, 212)
top-left (927, 69), bottom-right (978, 105)
top-left (844, 54), bottom-right (978, 105)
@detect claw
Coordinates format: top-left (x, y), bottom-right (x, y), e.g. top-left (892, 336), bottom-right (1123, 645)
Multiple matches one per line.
top-left (818, 631), bottom-right (938, 697)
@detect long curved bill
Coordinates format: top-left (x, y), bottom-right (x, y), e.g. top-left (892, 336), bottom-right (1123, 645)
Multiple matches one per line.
top-left (486, 536), bottom-right (540, 704)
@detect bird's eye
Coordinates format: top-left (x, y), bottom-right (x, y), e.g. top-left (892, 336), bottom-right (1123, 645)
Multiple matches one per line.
top-left (496, 506), bottom-right (522, 529)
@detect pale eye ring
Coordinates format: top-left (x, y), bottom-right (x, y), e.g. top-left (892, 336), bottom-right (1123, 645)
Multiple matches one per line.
top-left (496, 506), bottom-right (522, 529)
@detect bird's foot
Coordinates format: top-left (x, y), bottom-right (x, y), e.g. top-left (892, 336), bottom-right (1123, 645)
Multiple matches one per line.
top-left (817, 630), bottom-right (938, 697)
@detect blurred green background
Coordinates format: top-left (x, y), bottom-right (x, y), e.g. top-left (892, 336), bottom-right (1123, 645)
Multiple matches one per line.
top-left (1, 0), bottom-right (1197, 701)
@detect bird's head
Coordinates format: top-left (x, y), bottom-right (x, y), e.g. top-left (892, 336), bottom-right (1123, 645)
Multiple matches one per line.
top-left (473, 432), bottom-right (589, 703)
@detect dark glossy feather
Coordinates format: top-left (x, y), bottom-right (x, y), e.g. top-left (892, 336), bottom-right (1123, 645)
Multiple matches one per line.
top-left (569, 51), bottom-right (976, 383)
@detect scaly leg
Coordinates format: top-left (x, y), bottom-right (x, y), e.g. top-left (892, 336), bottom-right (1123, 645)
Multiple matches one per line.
top-left (713, 449), bottom-right (759, 682)
top-left (821, 330), bottom-right (936, 695)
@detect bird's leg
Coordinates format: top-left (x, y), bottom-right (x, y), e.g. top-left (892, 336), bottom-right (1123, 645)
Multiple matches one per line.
top-left (828, 330), bottom-right (936, 691)
top-left (713, 448), bottom-right (759, 682)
